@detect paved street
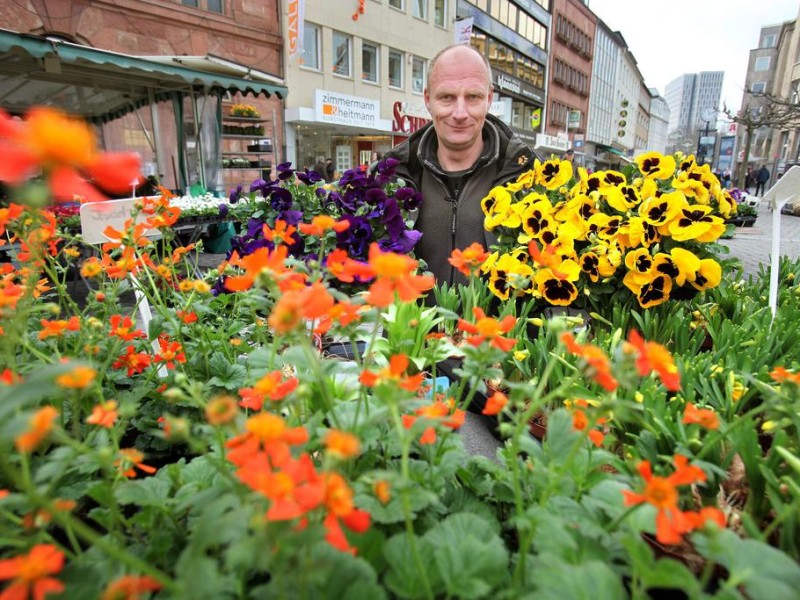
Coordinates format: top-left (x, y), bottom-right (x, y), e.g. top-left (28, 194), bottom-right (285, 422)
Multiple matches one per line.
top-left (723, 198), bottom-right (800, 278)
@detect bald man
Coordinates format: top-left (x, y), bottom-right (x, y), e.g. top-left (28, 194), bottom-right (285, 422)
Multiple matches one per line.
top-left (385, 44), bottom-right (536, 286)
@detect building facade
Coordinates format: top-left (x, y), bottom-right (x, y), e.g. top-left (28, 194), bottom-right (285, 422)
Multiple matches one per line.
top-left (457, 0), bottom-right (551, 154)
top-left (1, 0), bottom-right (285, 194)
top-left (585, 23), bottom-right (648, 170)
top-left (282, 0), bottom-right (454, 175)
top-left (647, 89), bottom-right (670, 155)
top-left (664, 71), bottom-right (724, 135)
top-left (544, 0), bottom-right (595, 160)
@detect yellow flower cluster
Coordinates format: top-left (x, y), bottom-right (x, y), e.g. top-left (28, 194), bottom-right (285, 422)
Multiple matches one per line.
top-left (480, 152), bottom-right (734, 309)
top-left (230, 103), bottom-right (260, 118)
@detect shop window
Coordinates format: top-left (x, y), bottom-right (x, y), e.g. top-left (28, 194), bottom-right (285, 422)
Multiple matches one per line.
top-left (512, 100), bottom-right (524, 129)
top-left (362, 42), bottom-right (379, 83)
top-left (412, 0), bottom-right (427, 20)
top-left (388, 49), bottom-right (404, 88)
top-left (333, 31), bottom-right (352, 77)
top-left (412, 56), bottom-right (426, 93)
top-left (434, 0), bottom-right (446, 26)
top-left (302, 22), bottom-right (320, 70)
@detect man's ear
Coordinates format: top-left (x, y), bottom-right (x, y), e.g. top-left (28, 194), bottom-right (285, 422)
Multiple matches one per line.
top-left (424, 88), bottom-right (430, 112)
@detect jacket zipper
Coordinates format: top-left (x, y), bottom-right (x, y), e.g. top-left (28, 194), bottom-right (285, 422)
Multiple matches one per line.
top-left (446, 185), bottom-right (460, 284)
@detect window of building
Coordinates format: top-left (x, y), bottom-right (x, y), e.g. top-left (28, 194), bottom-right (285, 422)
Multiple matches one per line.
top-left (389, 0), bottom-right (404, 9)
top-left (754, 56), bottom-right (771, 71)
top-left (433, 0), bottom-right (446, 26)
top-left (182, 0), bottom-right (222, 11)
top-left (362, 42), bottom-right (379, 83)
top-left (332, 31), bottom-right (352, 77)
top-left (762, 33), bottom-right (777, 48)
top-left (488, 37), bottom-right (514, 76)
top-left (751, 81), bottom-right (766, 93)
top-left (302, 22), bottom-right (320, 70)
top-left (388, 49), bottom-right (404, 88)
top-left (412, 56), bottom-right (426, 93)
top-left (412, 0), bottom-right (427, 20)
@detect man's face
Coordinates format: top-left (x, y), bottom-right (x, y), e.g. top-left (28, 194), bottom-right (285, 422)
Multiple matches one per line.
top-left (424, 48), bottom-right (492, 154)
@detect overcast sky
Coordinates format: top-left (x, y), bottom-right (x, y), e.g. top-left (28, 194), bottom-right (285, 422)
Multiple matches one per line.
top-left (587, 0), bottom-right (800, 113)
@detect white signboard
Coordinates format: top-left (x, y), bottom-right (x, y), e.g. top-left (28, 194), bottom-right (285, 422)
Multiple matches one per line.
top-left (535, 134), bottom-right (569, 153)
top-left (315, 89), bottom-right (380, 128)
top-left (764, 165), bottom-right (800, 320)
top-left (79, 197), bottom-right (155, 245)
top-left (453, 17), bottom-right (473, 45)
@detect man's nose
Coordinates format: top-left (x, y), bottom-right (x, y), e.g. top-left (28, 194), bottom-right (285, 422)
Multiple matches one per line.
top-left (452, 96), bottom-right (469, 119)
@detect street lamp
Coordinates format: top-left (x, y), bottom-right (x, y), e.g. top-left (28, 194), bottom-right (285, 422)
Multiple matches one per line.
top-left (697, 108), bottom-right (717, 166)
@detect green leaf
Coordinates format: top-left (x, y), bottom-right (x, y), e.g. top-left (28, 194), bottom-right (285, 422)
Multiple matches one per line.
top-left (383, 533), bottom-right (440, 599)
top-left (114, 477), bottom-right (172, 507)
top-left (424, 513), bottom-right (509, 599)
top-left (694, 528), bottom-right (800, 600)
top-left (525, 556), bottom-right (627, 600)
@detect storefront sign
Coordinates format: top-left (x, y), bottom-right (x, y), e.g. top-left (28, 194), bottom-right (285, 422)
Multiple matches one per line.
top-left (495, 73), bottom-right (521, 95)
top-left (392, 101), bottom-right (430, 134)
top-left (535, 133), bottom-right (568, 153)
top-left (493, 72), bottom-right (542, 103)
top-left (287, 0), bottom-right (304, 58)
top-left (315, 90), bottom-right (379, 127)
top-left (401, 101), bottom-right (429, 119)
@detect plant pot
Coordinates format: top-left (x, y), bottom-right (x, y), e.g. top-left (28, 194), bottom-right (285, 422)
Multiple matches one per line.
top-left (528, 412), bottom-right (547, 440)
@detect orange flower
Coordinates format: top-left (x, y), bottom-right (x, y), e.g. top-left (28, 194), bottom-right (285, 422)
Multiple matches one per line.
top-left (262, 219), bottom-right (297, 246)
top-left (38, 315), bottom-right (80, 340)
top-left (80, 256), bottom-right (103, 278)
top-left (321, 473), bottom-right (371, 555)
top-left (625, 329), bottom-right (680, 391)
top-left (236, 452), bottom-right (324, 521)
top-left (112, 346), bottom-right (152, 377)
top-left (403, 399), bottom-right (465, 445)
top-left (0, 368), bottom-right (22, 385)
top-left (238, 370), bottom-right (299, 411)
top-left (365, 243), bottom-right (434, 307)
top-left (623, 455), bottom-right (708, 545)
top-left (115, 448), bottom-right (156, 478)
top-left (176, 310), bottom-right (198, 324)
top-left (0, 203), bottom-right (24, 239)
top-left (224, 245), bottom-right (290, 292)
top-left (324, 430), bottom-right (361, 460)
top-left (560, 332), bottom-right (618, 392)
top-left (109, 315), bottom-right (139, 342)
top-left (682, 403), bottom-right (719, 430)
top-left (298, 215), bottom-right (350, 236)
top-left (482, 390), bottom-right (508, 416)
top-left (373, 480), bottom-right (391, 504)
top-left (205, 395), bottom-right (239, 426)
top-left (313, 300), bottom-right (363, 335)
top-left (15, 406), bottom-right (59, 453)
top-left (770, 366), bottom-right (800, 385)
top-left (154, 336), bottom-right (186, 370)
top-left (86, 401), bottom-right (119, 428)
top-left (101, 246), bottom-right (143, 280)
top-left (0, 543), bottom-right (65, 600)
top-left (55, 365), bottom-right (96, 389)
top-left (100, 575), bottom-right (162, 600)
top-left (359, 353), bottom-right (425, 393)
top-left (325, 248), bottom-right (374, 283)
top-left (458, 307), bottom-right (517, 352)
top-left (448, 242), bottom-right (489, 277)
top-left (225, 412), bottom-right (309, 468)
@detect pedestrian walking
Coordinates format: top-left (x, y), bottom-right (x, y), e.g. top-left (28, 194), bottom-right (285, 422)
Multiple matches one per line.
top-left (755, 165), bottom-right (770, 196)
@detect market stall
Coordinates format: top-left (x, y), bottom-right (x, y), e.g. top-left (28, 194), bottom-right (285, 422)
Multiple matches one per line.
top-left (0, 28), bottom-right (287, 193)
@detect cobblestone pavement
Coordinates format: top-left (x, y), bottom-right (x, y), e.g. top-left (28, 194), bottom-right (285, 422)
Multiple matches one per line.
top-left (723, 199), bottom-right (800, 278)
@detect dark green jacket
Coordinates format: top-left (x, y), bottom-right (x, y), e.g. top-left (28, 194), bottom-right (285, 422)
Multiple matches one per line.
top-left (385, 113), bottom-right (536, 286)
